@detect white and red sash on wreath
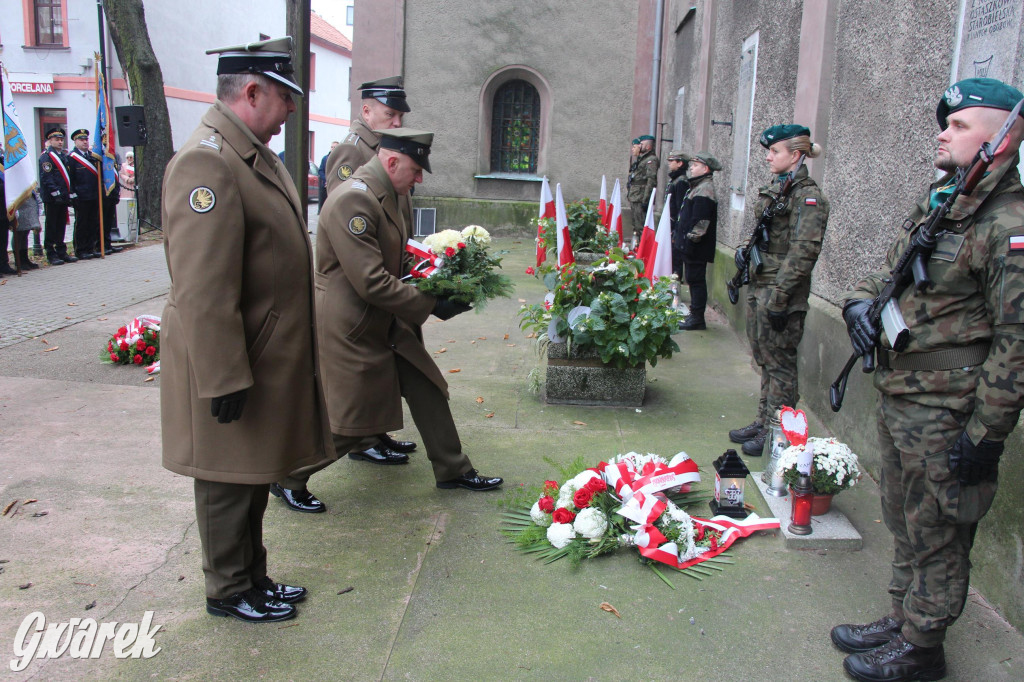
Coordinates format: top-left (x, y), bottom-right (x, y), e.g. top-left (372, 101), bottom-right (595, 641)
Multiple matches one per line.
top-left (405, 238), bottom-right (442, 278)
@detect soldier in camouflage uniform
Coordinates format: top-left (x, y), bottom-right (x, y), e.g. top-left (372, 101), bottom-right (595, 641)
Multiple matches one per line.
top-left (627, 134), bottom-right (660, 245)
top-left (728, 125), bottom-right (828, 455)
top-left (832, 78), bottom-right (1024, 682)
top-left (324, 77), bottom-right (409, 195)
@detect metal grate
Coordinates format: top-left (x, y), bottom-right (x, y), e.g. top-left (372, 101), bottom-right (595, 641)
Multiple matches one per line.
top-left (490, 80), bottom-right (540, 174)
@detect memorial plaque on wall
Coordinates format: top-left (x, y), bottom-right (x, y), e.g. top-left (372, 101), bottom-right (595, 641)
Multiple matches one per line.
top-left (956, 0), bottom-right (1022, 82)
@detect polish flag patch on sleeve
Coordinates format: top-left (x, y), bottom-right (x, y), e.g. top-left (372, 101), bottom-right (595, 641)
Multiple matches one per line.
top-left (805, 198), bottom-right (817, 206)
top-left (1010, 235), bottom-right (1024, 252)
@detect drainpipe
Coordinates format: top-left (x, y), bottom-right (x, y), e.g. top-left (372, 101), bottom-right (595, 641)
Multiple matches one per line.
top-left (648, 0), bottom-right (665, 136)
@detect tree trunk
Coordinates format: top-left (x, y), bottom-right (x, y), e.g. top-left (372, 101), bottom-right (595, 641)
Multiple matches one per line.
top-left (102, 0), bottom-right (173, 231)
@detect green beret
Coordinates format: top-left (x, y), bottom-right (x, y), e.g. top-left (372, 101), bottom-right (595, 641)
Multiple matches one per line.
top-left (638, 134), bottom-right (655, 142)
top-left (759, 124), bottom-right (810, 148)
top-left (936, 77), bottom-right (1024, 128)
top-left (690, 151), bottom-right (722, 172)
top-left (631, 138), bottom-right (640, 145)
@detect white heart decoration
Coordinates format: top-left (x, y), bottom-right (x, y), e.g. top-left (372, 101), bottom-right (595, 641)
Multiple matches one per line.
top-left (780, 406), bottom-right (809, 445)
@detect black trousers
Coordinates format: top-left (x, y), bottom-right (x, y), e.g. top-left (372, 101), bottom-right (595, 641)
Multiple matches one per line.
top-left (73, 200), bottom-right (100, 255)
top-left (683, 260), bottom-right (708, 316)
top-left (43, 203), bottom-right (70, 256)
top-left (103, 196), bottom-right (118, 245)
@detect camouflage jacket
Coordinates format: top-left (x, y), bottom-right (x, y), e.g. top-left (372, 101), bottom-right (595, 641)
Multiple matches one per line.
top-left (750, 165), bottom-right (829, 313)
top-left (627, 150), bottom-right (659, 205)
top-left (847, 156), bottom-right (1024, 444)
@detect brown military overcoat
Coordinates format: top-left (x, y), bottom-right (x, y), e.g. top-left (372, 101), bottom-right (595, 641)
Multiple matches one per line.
top-left (325, 118), bottom-right (377, 193)
top-left (315, 156), bottom-right (444, 436)
top-left (160, 101), bottom-right (331, 484)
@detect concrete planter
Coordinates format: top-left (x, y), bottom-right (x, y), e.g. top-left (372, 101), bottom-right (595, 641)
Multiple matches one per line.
top-left (573, 251), bottom-right (603, 266)
top-left (544, 342), bottom-right (645, 407)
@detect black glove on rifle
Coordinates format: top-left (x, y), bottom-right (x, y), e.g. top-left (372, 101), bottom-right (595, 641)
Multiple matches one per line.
top-left (432, 297), bottom-right (472, 321)
top-left (949, 431), bottom-right (1003, 486)
top-left (734, 247), bottom-right (747, 272)
top-left (211, 388), bottom-right (248, 424)
top-left (843, 299), bottom-right (879, 372)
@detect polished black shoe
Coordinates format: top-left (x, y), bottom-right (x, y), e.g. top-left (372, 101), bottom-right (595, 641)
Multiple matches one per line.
top-left (678, 315), bottom-right (706, 331)
top-left (22, 260), bottom-right (40, 270)
top-left (255, 576), bottom-right (307, 604)
top-left (843, 634), bottom-right (946, 682)
top-left (741, 428), bottom-right (769, 456)
top-left (349, 445), bottom-right (409, 465)
top-left (105, 244), bottom-right (123, 254)
top-left (47, 256), bottom-right (66, 265)
top-left (378, 432), bottom-right (417, 453)
top-left (206, 589), bottom-right (296, 623)
top-left (78, 251), bottom-right (97, 260)
top-left (269, 482), bottom-right (326, 513)
top-left (60, 253), bottom-right (78, 263)
top-left (0, 263), bottom-right (16, 276)
top-left (437, 468), bottom-right (503, 491)
top-left (832, 615), bottom-right (905, 653)
top-left (728, 420), bottom-right (763, 444)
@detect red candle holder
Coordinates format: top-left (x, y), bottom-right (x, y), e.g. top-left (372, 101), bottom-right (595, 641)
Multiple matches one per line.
top-left (788, 474), bottom-right (813, 535)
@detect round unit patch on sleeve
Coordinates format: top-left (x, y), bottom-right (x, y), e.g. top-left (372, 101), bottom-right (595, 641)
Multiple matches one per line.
top-left (42, 161), bottom-right (53, 173)
top-left (189, 187), bottom-right (216, 213)
top-left (348, 216), bottom-right (368, 235)
top-left (338, 164), bottom-right (354, 180)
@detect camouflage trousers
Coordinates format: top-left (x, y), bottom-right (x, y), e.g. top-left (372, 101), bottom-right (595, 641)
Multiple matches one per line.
top-left (745, 284), bottom-right (805, 421)
top-left (877, 392), bottom-right (998, 647)
top-left (629, 201), bottom-right (646, 244)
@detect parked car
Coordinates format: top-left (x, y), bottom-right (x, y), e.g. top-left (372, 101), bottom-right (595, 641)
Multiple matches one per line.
top-left (277, 151), bottom-right (320, 204)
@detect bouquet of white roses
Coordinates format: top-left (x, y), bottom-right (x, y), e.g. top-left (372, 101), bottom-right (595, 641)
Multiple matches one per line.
top-left (406, 225), bottom-right (514, 310)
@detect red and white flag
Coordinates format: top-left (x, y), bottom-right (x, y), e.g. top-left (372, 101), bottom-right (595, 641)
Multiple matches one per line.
top-left (634, 189), bottom-right (657, 260)
top-left (555, 183), bottom-right (574, 267)
top-left (638, 192), bottom-right (673, 282)
top-left (608, 178), bottom-right (623, 248)
top-left (598, 175), bottom-right (608, 228)
top-left (537, 176), bottom-right (556, 267)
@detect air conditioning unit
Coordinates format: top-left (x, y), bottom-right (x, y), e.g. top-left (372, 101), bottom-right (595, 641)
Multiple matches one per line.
top-left (413, 207), bottom-right (436, 237)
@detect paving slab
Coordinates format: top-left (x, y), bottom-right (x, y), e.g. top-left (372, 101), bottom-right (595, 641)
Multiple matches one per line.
top-left (750, 474), bottom-right (864, 550)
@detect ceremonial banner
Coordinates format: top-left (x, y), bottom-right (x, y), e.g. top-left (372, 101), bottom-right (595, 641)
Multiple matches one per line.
top-left (1, 62), bottom-right (38, 217)
top-left (93, 55), bottom-right (118, 196)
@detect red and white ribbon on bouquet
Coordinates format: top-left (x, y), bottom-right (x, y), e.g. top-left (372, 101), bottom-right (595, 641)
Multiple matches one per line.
top-left (635, 513), bottom-right (781, 571)
top-left (405, 239), bottom-right (442, 278)
top-left (599, 454), bottom-right (701, 503)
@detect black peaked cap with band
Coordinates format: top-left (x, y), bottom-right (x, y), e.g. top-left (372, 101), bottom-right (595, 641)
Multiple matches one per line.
top-left (46, 127), bottom-right (66, 140)
top-left (206, 36), bottom-right (304, 96)
top-left (375, 128), bottom-right (433, 173)
top-left (360, 76), bottom-right (411, 113)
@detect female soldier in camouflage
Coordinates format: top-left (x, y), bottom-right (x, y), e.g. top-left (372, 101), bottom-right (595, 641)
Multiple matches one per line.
top-left (728, 125), bottom-right (829, 455)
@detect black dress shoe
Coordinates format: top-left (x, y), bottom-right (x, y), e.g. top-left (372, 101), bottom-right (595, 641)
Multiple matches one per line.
top-left (206, 589), bottom-right (296, 623)
top-left (832, 615), bottom-right (905, 653)
top-left (60, 253), bottom-right (78, 263)
top-left (269, 482), bottom-right (326, 513)
top-left (843, 634), bottom-right (946, 682)
top-left (255, 576), bottom-right (307, 604)
top-left (105, 244), bottom-right (123, 254)
top-left (21, 259), bottom-right (40, 270)
top-left (0, 263), bottom-right (16, 275)
top-left (378, 432), bottom-right (417, 453)
top-left (47, 256), bottom-right (66, 265)
top-left (436, 468), bottom-right (503, 491)
top-left (349, 445), bottom-right (409, 465)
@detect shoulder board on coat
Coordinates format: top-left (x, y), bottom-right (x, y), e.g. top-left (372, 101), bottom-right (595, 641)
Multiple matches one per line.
top-left (345, 132), bottom-right (360, 145)
top-left (197, 133), bottom-right (222, 151)
top-left (350, 180), bottom-right (368, 192)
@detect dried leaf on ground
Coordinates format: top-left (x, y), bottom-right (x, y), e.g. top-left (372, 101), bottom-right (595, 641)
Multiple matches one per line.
top-left (517, 298), bottom-right (526, 303)
top-left (475, 397), bottom-right (484, 403)
top-left (337, 587), bottom-right (354, 595)
top-left (503, 333), bottom-right (510, 340)
top-left (19, 583), bottom-right (32, 590)
top-left (485, 412), bottom-right (495, 418)
top-left (67, 302), bottom-right (77, 306)
top-left (448, 368), bottom-right (461, 373)
top-left (23, 499), bottom-right (37, 505)
top-left (41, 339), bottom-right (48, 344)
top-left (477, 337), bottom-right (486, 340)
top-left (84, 600), bottom-right (96, 610)
top-left (600, 602), bottom-right (621, 618)
top-left (525, 332), bottom-right (537, 338)
top-left (435, 348), bottom-right (447, 354)
top-left (2, 501), bottom-right (17, 516)
top-left (43, 347), bottom-right (60, 352)
top-left (98, 317), bottom-right (108, 321)
top-left (573, 421), bottom-right (587, 426)
top-left (144, 376), bottom-right (155, 383)
top-left (506, 344), bottom-right (516, 347)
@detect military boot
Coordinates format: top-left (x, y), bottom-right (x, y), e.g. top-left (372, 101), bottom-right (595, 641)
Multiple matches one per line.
top-left (831, 615), bottom-right (905, 653)
top-left (728, 420), bottom-right (763, 444)
top-left (741, 428), bottom-right (768, 456)
top-left (842, 634), bottom-right (945, 682)
top-left (678, 314), bottom-right (706, 331)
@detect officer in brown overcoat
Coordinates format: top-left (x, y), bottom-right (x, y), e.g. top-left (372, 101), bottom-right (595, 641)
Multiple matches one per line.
top-left (160, 37), bottom-right (332, 623)
top-left (273, 129), bottom-right (503, 504)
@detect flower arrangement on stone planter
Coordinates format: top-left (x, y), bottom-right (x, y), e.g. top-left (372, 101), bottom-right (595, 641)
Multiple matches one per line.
top-left (777, 437), bottom-right (861, 496)
top-left (519, 250), bottom-right (681, 369)
top-left (534, 199), bottom-right (617, 268)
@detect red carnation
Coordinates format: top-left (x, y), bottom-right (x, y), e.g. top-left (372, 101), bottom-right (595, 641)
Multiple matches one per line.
top-left (109, 353), bottom-right (119, 362)
top-left (584, 478), bottom-right (607, 494)
top-left (133, 354), bottom-right (143, 364)
top-left (136, 339), bottom-right (147, 350)
top-left (145, 346), bottom-right (156, 356)
top-left (696, 526), bottom-right (705, 541)
top-left (537, 495), bottom-right (555, 513)
top-left (107, 341), bottom-right (113, 351)
top-left (525, 267), bottom-right (535, 275)
top-left (119, 341), bottom-right (129, 351)
top-left (552, 507), bottom-right (576, 524)
top-left (542, 480), bottom-right (559, 494)
top-left (457, 242), bottom-right (466, 249)
top-left (117, 326), bottom-right (128, 336)
top-left (445, 246), bottom-right (456, 257)
top-left (710, 534), bottom-right (718, 551)
top-left (572, 488), bottom-right (593, 509)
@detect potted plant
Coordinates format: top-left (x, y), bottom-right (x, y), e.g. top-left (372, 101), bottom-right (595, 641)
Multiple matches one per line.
top-left (518, 250), bottom-right (681, 405)
top-left (777, 437), bottom-right (861, 515)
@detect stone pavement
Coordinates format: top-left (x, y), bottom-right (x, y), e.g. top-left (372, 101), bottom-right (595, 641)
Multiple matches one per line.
top-left (0, 237), bottom-right (1022, 680)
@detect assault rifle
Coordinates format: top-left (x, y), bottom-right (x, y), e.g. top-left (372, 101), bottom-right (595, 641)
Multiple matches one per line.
top-left (829, 97), bottom-right (1024, 412)
top-left (726, 155), bottom-right (806, 305)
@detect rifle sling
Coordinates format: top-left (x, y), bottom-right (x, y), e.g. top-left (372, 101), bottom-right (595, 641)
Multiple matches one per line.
top-left (877, 341), bottom-right (990, 371)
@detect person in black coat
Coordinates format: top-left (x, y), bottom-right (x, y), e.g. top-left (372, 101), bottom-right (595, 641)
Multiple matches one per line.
top-left (675, 151), bottom-right (721, 331)
top-left (67, 129), bottom-right (101, 259)
top-left (38, 127), bottom-right (78, 264)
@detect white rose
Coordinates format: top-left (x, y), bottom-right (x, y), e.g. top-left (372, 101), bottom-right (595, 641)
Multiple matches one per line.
top-left (546, 522), bottom-right (577, 549)
top-left (571, 470), bottom-right (600, 489)
top-left (530, 500), bottom-right (552, 527)
top-left (573, 508), bottom-right (608, 541)
top-left (461, 225), bottom-right (491, 244)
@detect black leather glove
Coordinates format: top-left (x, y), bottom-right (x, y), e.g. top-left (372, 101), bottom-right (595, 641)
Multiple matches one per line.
top-left (211, 388), bottom-right (248, 424)
top-left (767, 309), bottom-right (788, 332)
top-left (432, 297), bottom-right (472, 320)
top-left (842, 299), bottom-right (879, 357)
top-left (734, 247), bottom-right (746, 271)
top-left (949, 431), bottom-right (1003, 486)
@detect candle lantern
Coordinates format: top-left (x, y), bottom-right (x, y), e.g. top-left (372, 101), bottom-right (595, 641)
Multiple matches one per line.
top-left (760, 410), bottom-right (790, 497)
top-left (710, 449), bottom-right (750, 519)
top-left (788, 442), bottom-right (815, 535)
